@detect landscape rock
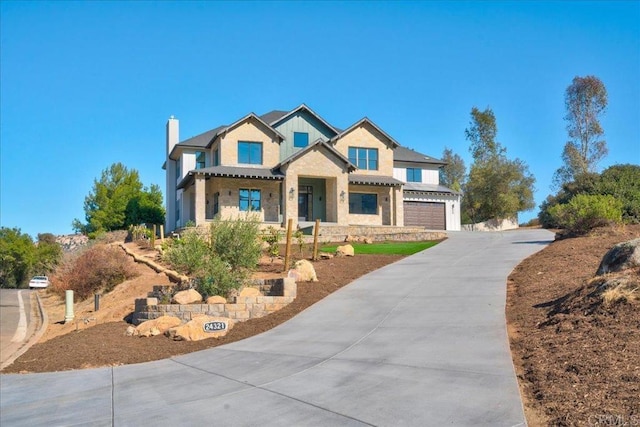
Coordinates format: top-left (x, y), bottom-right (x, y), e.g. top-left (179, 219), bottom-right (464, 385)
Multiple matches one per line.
top-left (288, 259), bottom-right (318, 282)
top-left (363, 237), bottom-right (373, 244)
top-left (125, 325), bottom-right (138, 337)
top-left (172, 289), bottom-right (203, 304)
top-left (596, 238), bottom-right (640, 275)
top-left (166, 316), bottom-right (234, 341)
top-left (336, 244), bottom-right (355, 257)
top-left (206, 295), bottom-right (227, 304)
top-left (239, 287), bottom-right (262, 297)
top-left (319, 252), bottom-right (334, 259)
top-left (135, 315), bottom-right (182, 337)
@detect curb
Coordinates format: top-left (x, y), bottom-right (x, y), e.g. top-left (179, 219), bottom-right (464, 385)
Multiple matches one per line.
top-left (0, 291), bottom-right (49, 371)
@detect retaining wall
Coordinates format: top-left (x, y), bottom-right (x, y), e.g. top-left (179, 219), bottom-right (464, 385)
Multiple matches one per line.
top-left (133, 277), bottom-right (296, 325)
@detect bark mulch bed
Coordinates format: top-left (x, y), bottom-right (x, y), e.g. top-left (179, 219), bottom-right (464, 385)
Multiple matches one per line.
top-left (3, 253), bottom-right (402, 373)
top-left (507, 224), bottom-right (640, 427)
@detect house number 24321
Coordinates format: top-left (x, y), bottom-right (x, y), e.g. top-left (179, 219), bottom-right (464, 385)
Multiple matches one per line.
top-left (203, 321), bottom-right (227, 332)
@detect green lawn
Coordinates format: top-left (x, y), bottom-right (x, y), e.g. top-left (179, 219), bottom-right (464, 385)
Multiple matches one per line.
top-left (321, 240), bottom-right (440, 255)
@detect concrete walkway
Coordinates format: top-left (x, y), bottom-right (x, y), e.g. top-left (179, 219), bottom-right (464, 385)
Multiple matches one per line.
top-left (0, 229), bottom-right (553, 427)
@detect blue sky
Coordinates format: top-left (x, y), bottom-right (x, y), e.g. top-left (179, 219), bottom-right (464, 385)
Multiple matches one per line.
top-left (1, 1), bottom-right (638, 237)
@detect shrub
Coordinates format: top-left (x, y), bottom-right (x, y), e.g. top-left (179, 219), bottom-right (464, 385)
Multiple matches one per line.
top-left (293, 229), bottom-right (306, 256)
top-left (162, 229), bottom-right (209, 275)
top-left (162, 217), bottom-right (261, 298)
top-left (262, 226), bottom-right (281, 262)
top-left (548, 194), bottom-right (623, 235)
top-left (51, 244), bottom-right (138, 300)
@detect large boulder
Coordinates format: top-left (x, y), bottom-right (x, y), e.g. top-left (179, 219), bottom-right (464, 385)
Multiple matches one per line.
top-left (239, 287), bottom-right (262, 297)
top-left (206, 295), bottom-right (227, 304)
top-left (336, 244), bottom-right (355, 257)
top-left (135, 315), bottom-right (182, 337)
top-left (288, 259), bottom-right (318, 282)
top-left (172, 289), bottom-right (203, 304)
top-left (166, 316), bottom-right (234, 341)
top-left (596, 238), bottom-right (640, 275)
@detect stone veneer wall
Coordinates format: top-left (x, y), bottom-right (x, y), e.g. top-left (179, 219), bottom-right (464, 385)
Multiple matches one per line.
top-left (133, 277), bottom-right (296, 325)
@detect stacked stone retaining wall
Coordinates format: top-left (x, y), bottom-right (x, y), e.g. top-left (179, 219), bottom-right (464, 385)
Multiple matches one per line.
top-left (133, 277), bottom-right (296, 325)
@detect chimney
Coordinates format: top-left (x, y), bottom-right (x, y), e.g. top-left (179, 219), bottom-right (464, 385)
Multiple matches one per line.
top-left (166, 115), bottom-right (179, 156)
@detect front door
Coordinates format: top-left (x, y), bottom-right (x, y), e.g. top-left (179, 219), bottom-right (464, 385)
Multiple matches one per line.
top-left (298, 185), bottom-right (313, 221)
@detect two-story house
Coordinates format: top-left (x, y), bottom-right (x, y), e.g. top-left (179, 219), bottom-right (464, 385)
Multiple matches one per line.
top-left (164, 104), bottom-right (461, 233)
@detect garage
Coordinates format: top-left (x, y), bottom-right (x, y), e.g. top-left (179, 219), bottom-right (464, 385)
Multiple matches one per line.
top-left (404, 201), bottom-right (446, 229)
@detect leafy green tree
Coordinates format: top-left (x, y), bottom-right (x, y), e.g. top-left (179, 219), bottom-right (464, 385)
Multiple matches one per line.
top-left (596, 164), bottom-right (640, 223)
top-left (539, 164), bottom-right (640, 227)
top-left (553, 76), bottom-right (608, 187)
top-left (440, 147), bottom-right (466, 192)
top-left (73, 163), bottom-right (165, 236)
top-left (0, 228), bottom-right (35, 288)
top-left (125, 184), bottom-right (165, 226)
top-left (462, 107), bottom-right (536, 223)
top-left (34, 233), bottom-right (63, 276)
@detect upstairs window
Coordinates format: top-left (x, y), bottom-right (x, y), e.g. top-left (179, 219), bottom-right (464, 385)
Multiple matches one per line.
top-left (196, 151), bottom-right (206, 169)
top-left (294, 132), bottom-right (309, 148)
top-left (349, 193), bottom-right (378, 215)
top-left (239, 189), bottom-right (261, 211)
top-left (348, 147), bottom-right (378, 170)
top-left (238, 141), bottom-right (262, 165)
top-left (213, 148), bottom-right (219, 166)
top-left (406, 168), bottom-right (422, 182)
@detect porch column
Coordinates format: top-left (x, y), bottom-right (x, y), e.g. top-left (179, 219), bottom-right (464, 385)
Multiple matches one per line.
top-left (194, 175), bottom-right (206, 226)
top-left (394, 186), bottom-right (404, 226)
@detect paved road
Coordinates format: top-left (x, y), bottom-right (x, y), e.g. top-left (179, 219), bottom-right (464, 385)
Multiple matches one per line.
top-left (0, 229), bottom-right (553, 427)
top-left (0, 289), bottom-right (33, 368)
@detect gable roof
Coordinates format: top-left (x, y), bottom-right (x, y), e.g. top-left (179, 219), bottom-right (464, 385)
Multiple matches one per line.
top-left (219, 112), bottom-right (285, 142)
top-left (330, 117), bottom-right (400, 148)
top-left (393, 146), bottom-right (446, 165)
top-left (268, 104), bottom-right (341, 136)
top-left (276, 138), bottom-right (356, 172)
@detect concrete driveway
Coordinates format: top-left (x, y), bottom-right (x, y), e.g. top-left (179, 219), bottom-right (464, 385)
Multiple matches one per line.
top-left (0, 229), bottom-right (553, 427)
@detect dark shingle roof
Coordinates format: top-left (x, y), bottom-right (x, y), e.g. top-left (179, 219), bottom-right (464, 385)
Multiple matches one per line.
top-left (178, 125), bottom-right (226, 148)
top-left (403, 182), bottom-right (460, 195)
top-left (393, 146), bottom-right (446, 165)
top-left (348, 174), bottom-right (404, 186)
top-left (259, 110), bottom-right (289, 125)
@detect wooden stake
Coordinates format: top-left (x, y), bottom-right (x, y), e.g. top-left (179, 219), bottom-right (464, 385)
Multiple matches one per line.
top-left (312, 218), bottom-right (320, 260)
top-left (283, 218), bottom-right (293, 272)
top-left (160, 224), bottom-right (165, 242)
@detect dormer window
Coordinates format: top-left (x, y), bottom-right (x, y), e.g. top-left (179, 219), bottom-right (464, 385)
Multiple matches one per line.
top-left (407, 168), bottom-right (422, 183)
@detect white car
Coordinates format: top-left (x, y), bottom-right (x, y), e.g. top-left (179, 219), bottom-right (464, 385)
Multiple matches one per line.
top-left (29, 276), bottom-right (50, 289)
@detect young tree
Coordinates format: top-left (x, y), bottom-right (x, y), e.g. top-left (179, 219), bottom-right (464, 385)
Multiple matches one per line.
top-left (462, 107), bottom-right (536, 223)
top-left (553, 75), bottom-right (608, 186)
top-left (0, 229), bottom-right (62, 288)
top-left (440, 147), bottom-right (466, 192)
top-left (73, 163), bottom-right (165, 235)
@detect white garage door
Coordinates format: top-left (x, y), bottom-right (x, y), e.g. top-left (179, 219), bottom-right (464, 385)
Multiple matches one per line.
top-left (404, 201), bottom-right (446, 230)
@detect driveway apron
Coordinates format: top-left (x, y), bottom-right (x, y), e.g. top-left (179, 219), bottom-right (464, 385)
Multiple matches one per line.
top-left (0, 229), bottom-right (553, 427)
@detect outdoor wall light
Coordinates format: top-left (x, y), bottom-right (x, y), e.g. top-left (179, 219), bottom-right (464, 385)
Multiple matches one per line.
top-left (340, 190), bottom-right (346, 202)
top-left (228, 190), bottom-right (232, 196)
top-left (289, 187), bottom-right (295, 200)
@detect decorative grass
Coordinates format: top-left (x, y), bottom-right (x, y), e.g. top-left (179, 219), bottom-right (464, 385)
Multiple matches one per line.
top-left (321, 240), bottom-right (440, 255)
